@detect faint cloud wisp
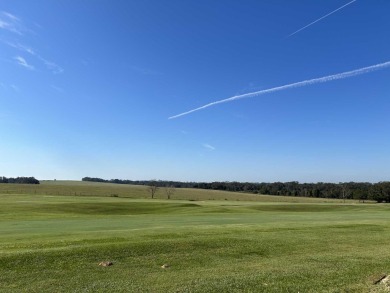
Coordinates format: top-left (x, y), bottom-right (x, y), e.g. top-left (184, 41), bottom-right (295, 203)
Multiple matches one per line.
top-left (50, 85), bottom-right (64, 93)
top-left (4, 41), bottom-right (63, 74)
top-left (4, 41), bottom-right (35, 55)
top-left (203, 143), bottom-right (216, 151)
top-left (39, 57), bottom-right (64, 74)
top-left (0, 82), bottom-right (20, 92)
top-left (2, 12), bottom-right (19, 21)
top-left (0, 11), bottom-right (23, 35)
top-left (13, 56), bottom-right (34, 70)
top-left (10, 84), bottom-right (20, 92)
top-left (1, 13), bottom-right (63, 74)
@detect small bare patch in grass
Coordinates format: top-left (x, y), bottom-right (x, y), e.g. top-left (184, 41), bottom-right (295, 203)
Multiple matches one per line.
top-left (98, 261), bottom-right (113, 267)
top-left (381, 275), bottom-right (390, 291)
top-left (372, 274), bottom-right (387, 285)
top-left (371, 274), bottom-right (390, 292)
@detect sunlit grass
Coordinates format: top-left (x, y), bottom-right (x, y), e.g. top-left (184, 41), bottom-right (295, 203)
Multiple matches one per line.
top-left (0, 182), bottom-right (389, 292)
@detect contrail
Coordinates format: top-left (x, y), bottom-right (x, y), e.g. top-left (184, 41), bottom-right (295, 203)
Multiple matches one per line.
top-left (288, 0), bottom-right (357, 37)
top-left (168, 60), bottom-right (390, 119)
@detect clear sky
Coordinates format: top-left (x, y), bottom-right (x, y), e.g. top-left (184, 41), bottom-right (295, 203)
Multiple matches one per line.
top-left (1, 0), bottom-right (389, 183)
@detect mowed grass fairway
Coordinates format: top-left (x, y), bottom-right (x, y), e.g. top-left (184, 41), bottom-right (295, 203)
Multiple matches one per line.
top-left (1, 182), bottom-right (390, 292)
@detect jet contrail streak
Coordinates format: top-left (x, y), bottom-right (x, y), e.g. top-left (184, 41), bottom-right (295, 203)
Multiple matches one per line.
top-left (288, 0), bottom-right (357, 37)
top-left (168, 60), bottom-right (390, 119)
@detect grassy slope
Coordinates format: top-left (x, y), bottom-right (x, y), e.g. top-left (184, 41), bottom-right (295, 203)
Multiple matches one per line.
top-left (0, 182), bottom-right (389, 292)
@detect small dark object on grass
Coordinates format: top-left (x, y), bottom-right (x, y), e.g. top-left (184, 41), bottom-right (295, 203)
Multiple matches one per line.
top-left (99, 261), bottom-right (113, 267)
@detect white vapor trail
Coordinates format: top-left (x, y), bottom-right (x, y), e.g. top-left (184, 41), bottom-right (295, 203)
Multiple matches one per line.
top-left (288, 0), bottom-right (356, 37)
top-left (168, 61), bottom-right (390, 120)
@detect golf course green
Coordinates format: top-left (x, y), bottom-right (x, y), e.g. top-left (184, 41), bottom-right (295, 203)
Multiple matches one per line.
top-left (1, 181), bottom-right (389, 292)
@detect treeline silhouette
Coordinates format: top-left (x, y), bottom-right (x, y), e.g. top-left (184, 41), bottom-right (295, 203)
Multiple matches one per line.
top-left (82, 177), bottom-right (390, 203)
top-left (0, 176), bottom-right (40, 184)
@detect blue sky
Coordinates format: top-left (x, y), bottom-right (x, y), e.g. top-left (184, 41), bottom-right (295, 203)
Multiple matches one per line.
top-left (0, 0), bottom-right (389, 183)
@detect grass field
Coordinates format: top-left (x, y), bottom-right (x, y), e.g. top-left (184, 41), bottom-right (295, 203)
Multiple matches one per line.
top-left (0, 181), bottom-right (389, 292)
top-left (0, 180), bottom-right (362, 203)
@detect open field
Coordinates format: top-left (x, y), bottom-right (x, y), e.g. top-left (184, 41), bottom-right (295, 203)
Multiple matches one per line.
top-left (1, 182), bottom-right (390, 292)
top-left (0, 180), bottom-right (362, 203)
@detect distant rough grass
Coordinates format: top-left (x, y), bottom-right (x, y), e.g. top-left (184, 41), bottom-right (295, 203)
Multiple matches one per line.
top-left (0, 180), bottom-right (357, 203)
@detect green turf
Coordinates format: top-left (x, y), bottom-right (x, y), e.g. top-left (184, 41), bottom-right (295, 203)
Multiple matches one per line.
top-left (0, 182), bottom-right (389, 292)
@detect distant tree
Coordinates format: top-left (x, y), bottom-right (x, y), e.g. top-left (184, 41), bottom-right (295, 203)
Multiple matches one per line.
top-left (340, 183), bottom-right (350, 203)
top-left (371, 182), bottom-right (390, 203)
top-left (0, 176), bottom-right (39, 184)
top-left (356, 190), bottom-right (368, 203)
top-left (79, 177), bottom-right (390, 202)
top-left (147, 180), bottom-right (159, 199)
top-left (164, 185), bottom-right (176, 199)
top-left (82, 177), bottom-right (106, 183)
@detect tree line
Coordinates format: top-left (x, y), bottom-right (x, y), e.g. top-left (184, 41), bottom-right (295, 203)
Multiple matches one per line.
top-left (0, 176), bottom-right (40, 184)
top-left (81, 177), bottom-right (390, 203)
